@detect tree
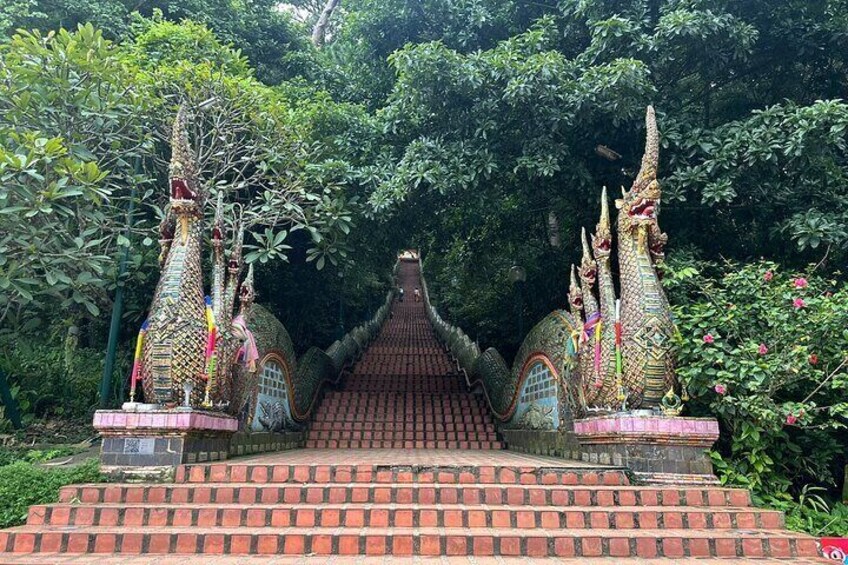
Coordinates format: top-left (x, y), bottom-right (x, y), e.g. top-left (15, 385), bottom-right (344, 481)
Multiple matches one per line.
top-left (0, 25), bottom-right (153, 327)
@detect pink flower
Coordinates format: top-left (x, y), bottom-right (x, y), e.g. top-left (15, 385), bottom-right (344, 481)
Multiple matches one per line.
top-left (764, 270), bottom-right (774, 282)
top-left (785, 414), bottom-right (797, 425)
top-left (758, 343), bottom-right (769, 355)
top-left (793, 298), bottom-right (806, 309)
top-left (714, 384), bottom-right (727, 395)
top-left (793, 277), bottom-right (808, 288)
top-left (703, 334), bottom-right (715, 344)
top-left (809, 354), bottom-right (818, 365)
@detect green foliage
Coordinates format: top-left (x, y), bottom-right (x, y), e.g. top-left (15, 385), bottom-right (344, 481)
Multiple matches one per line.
top-left (0, 25), bottom-right (154, 327)
top-left (128, 14), bottom-right (251, 76)
top-left (0, 0), bottom-right (315, 84)
top-left (0, 446), bottom-right (81, 467)
top-left (664, 257), bottom-right (848, 495)
top-left (0, 458), bottom-right (102, 528)
top-left (0, 334), bottom-right (109, 419)
top-left (761, 488), bottom-right (848, 537)
top-left (664, 100), bottom-right (848, 256)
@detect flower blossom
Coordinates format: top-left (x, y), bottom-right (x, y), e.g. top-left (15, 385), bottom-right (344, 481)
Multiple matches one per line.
top-left (764, 270), bottom-right (774, 282)
top-left (793, 298), bottom-right (806, 309)
top-left (758, 343), bottom-right (769, 355)
top-left (785, 414), bottom-right (797, 425)
top-left (714, 384), bottom-right (727, 395)
top-left (809, 354), bottom-right (818, 365)
top-left (793, 277), bottom-right (808, 288)
top-left (703, 334), bottom-right (715, 344)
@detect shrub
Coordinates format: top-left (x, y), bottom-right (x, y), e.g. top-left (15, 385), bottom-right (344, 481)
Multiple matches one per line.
top-left (664, 257), bottom-right (848, 497)
top-left (0, 458), bottom-right (103, 528)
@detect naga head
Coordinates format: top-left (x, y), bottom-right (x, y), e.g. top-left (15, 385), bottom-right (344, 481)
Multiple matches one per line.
top-left (617, 106), bottom-right (661, 231)
top-left (592, 186), bottom-right (613, 259)
top-left (649, 227), bottom-right (669, 263)
top-left (568, 264), bottom-right (584, 311)
top-left (169, 104), bottom-right (204, 217)
top-left (579, 227), bottom-right (597, 285)
top-left (239, 263), bottom-right (256, 313)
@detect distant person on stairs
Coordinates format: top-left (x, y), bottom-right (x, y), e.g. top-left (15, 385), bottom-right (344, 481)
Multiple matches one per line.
top-left (414, 287), bottom-right (421, 302)
top-left (398, 287), bottom-right (404, 302)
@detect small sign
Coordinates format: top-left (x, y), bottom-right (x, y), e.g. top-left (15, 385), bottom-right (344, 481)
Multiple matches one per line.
top-left (123, 438), bottom-right (155, 454)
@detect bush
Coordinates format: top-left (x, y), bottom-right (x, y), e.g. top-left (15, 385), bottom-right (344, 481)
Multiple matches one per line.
top-left (0, 458), bottom-right (103, 528)
top-left (0, 335), bottom-right (109, 420)
top-left (664, 257), bottom-right (848, 497)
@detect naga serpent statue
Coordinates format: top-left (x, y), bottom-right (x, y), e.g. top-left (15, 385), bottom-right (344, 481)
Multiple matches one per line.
top-left (136, 105), bottom-right (261, 413)
top-left (129, 104), bottom-right (395, 427)
top-left (568, 105), bottom-right (676, 411)
top-left (425, 106), bottom-right (681, 422)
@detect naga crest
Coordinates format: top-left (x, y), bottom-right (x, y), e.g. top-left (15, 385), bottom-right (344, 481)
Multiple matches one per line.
top-left (567, 265), bottom-right (583, 312)
top-left (591, 187), bottom-right (613, 259)
top-left (617, 105), bottom-right (660, 231)
top-left (169, 104), bottom-right (205, 217)
top-left (579, 228), bottom-right (597, 286)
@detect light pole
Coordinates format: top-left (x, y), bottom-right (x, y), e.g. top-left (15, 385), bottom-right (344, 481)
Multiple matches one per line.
top-left (508, 266), bottom-right (527, 342)
top-left (99, 156), bottom-right (142, 408)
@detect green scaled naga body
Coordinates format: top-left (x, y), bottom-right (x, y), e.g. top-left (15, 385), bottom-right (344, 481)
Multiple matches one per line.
top-left (141, 105), bottom-right (208, 407)
top-left (570, 106), bottom-right (678, 411)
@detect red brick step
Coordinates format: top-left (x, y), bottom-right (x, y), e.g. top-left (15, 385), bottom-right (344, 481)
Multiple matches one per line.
top-left (0, 526), bottom-right (822, 558)
top-left (29, 503), bottom-right (785, 530)
top-left (175, 463), bottom-right (628, 485)
top-left (57, 483), bottom-right (753, 507)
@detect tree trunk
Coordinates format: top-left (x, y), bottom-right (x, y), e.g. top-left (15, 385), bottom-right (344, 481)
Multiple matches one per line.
top-left (546, 210), bottom-right (562, 248)
top-left (311, 0), bottom-right (342, 47)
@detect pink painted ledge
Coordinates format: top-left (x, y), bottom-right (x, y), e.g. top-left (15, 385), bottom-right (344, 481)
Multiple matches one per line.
top-left (93, 409), bottom-right (238, 432)
top-left (574, 413), bottom-right (719, 438)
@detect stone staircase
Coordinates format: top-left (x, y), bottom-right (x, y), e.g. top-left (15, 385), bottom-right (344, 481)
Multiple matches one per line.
top-left (1, 451), bottom-right (825, 559)
top-left (305, 260), bottom-right (503, 450)
top-left (0, 260), bottom-right (827, 562)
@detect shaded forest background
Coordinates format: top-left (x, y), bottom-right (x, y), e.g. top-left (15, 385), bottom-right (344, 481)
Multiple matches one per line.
top-left (0, 0), bottom-right (847, 534)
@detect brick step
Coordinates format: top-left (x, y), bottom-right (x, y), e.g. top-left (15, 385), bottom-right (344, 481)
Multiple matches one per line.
top-left (314, 400), bottom-right (483, 406)
top-left (307, 425), bottom-right (495, 432)
top-left (346, 370), bottom-right (458, 375)
top-left (303, 440), bottom-right (504, 449)
top-left (309, 422), bottom-right (497, 432)
top-left (313, 408), bottom-right (488, 415)
top-left (313, 410), bottom-right (485, 417)
top-left (0, 555), bottom-right (830, 564)
top-left (323, 392), bottom-right (472, 399)
top-left (317, 399), bottom-right (482, 405)
top-left (305, 439), bottom-right (504, 451)
top-left (305, 432), bottom-right (498, 442)
top-left (58, 484), bottom-right (751, 507)
top-left (0, 526), bottom-right (820, 557)
top-left (29, 504), bottom-right (784, 530)
top-left (315, 406), bottom-right (480, 412)
top-left (315, 407), bottom-right (491, 420)
top-left (175, 464), bottom-right (628, 485)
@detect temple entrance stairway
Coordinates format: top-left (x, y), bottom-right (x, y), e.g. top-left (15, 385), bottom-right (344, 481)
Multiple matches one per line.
top-left (0, 260), bottom-right (828, 562)
top-left (305, 260), bottom-right (502, 450)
